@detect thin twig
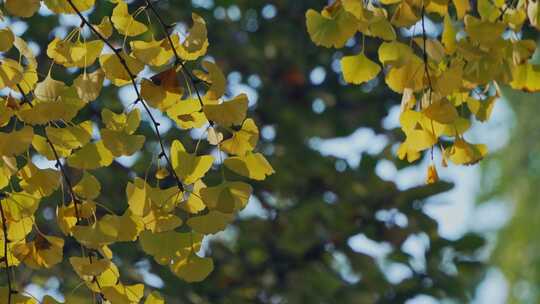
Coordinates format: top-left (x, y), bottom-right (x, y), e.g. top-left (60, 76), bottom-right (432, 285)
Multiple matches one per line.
top-left (143, 0), bottom-right (213, 125)
top-left (66, 0), bottom-right (185, 191)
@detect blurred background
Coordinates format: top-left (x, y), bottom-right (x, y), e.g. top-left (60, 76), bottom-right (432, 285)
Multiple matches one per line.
top-left (6, 0), bottom-right (540, 303)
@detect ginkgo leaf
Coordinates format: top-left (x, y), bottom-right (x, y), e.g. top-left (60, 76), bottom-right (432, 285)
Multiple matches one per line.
top-left (99, 52), bottom-right (144, 86)
top-left (18, 163), bottom-right (60, 198)
top-left (13, 234), bottom-right (64, 269)
top-left (224, 152), bottom-right (274, 181)
top-left (34, 74), bottom-right (68, 102)
top-left (0, 59), bottom-right (24, 89)
top-left (341, 53), bottom-right (381, 85)
top-left (187, 210), bottom-right (234, 234)
top-left (46, 121), bottom-right (93, 150)
top-left (467, 97), bottom-right (497, 122)
top-left (101, 129), bottom-right (145, 157)
top-left (166, 98), bottom-right (207, 129)
top-left (445, 139), bottom-right (488, 165)
top-left (203, 94), bottom-right (249, 127)
top-left (181, 180), bottom-right (206, 214)
top-left (221, 118), bottom-right (260, 155)
top-left (32, 135), bottom-right (71, 160)
top-left (70, 256), bottom-right (112, 280)
top-left (378, 41), bottom-right (414, 67)
top-left (201, 181), bottom-right (252, 213)
top-left (74, 171), bottom-right (101, 200)
top-left (141, 69), bottom-right (183, 110)
top-left (139, 230), bottom-right (203, 265)
top-left (306, 3), bottom-right (358, 48)
top-left (170, 140), bottom-right (214, 185)
top-left (101, 283), bottom-right (145, 304)
top-left (95, 16), bottom-right (113, 38)
top-left (74, 69), bottom-right (105, 102)
top-left (144, 292), bottom-right (165, 304)
top-left (57, 201), bottom-right (96, 235)
top-left (17, 95), bottom-right (86, 125)
top-left (423, 99), bottom-right (459, 124)
top-left (111, 0), bottom-right (148, 37)
top-left (67, 141), bottom-right (114, 170)
top-left (442, 15), bottom-right (457, 54)
top-left (5, 0), bottom-right (40, 18)
top-left (0, 126), bottom-right (33, 157)
top-left (174, 14), bottom-right (209, 61)
top-left (130, 38), bottom-right (173, 67)
top-left (171, 254), bottom-right (214, 282)
top-left (0, 29), bottom-right (15, 52)
top-left (193, 61), bottom-right (226, 100)
top-left (44, 0), bottom-right (95, 14)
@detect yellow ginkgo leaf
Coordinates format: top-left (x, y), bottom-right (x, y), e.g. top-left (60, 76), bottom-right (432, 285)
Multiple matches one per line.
top-left (385, 55), bottom-right (425, 93)
top-left (34, 74), bottom-right (68, 102)
top-left (126, 183), bottom-right (148, 219)
top-left (0, 59), bottom-right (24, 89)
top-left (101, 283), bottom-right (145, 304)
top-left (56, 201), bottom-right (96, 235)
top-left (139, 230), bottom-right (203, 265)
top-left (171, 254), bottom-right (214, 283)
top-left (5, 0), bottom-right (40, 18)
top-left (101, 129), bottom-right (145, 157)
top-left (111, 0), bottom-right (148, 37)
top-left (453, 0), bottom-right (471, 19)
top-left (99, 52), bottom-right (144, 86)
top-left (170, 140), bottom-right (214, 185)
top-left (32, 135), bottom-right (71, 160)
top-left (203, 94), bottom-right (249, 127)
top-left (142, 209), bottom-right (183, 233)
top-left (174, 13), bottom-right (209, 61)
top-left (74, 171), bottom-right (101, 200)
top-left (193, 61), bottom-right (226, 101)
top-left (144, 292), bottom-right (165, 304)
top-left (186, 210), bottom-right (234, 234)
top-left (13, 234), bottom-right (64, 269)
top-left (95, 16), bottom-right (113, 38)
top-left (44, 0), bottom-right (95, 14)
top-left (0, 29), bottom-right (15, 52)
top-left (166, 98), bottom-right (208, 129)
top-left (378, 41), bottom-right (414, 67)
top-left (0, 126), bottom-right (33, 157)
top-left (442, 15), bottom-right (457, 54)
top-left (201, 181), bottom-right (252, 213)
top-left (181, 180), bottom-right (206, 214)
top-left (141, 69), bottom-right (183, 110)
top-left (70, 256), bottom-right (111, 280)
top-left (18, 162), bottom-right (60, 198)
top-left (306, 3), bottom-right (358, 48)
top-left (445, 139), bottom-right (488, 165)
top-left (341, 52), bottom-right (381, 85)
top-left (404, 129), bottom-right (437, 152)
top-left (423, 99), bottom-right (459, 124)
top-left (67, 141), bottom-right (114, 170)
top-left (17, 97), bottom-right (85, 125)
top-left (46, 121), bottom-right (93, 150)
top-left (130, 38), bottom-right (173, 67)
top-left (467, 96), bottom-right (497, 122)
top-left (74, 69), bottom-right (105, 102)
top-left (224, 152), bottom-right (274, 181)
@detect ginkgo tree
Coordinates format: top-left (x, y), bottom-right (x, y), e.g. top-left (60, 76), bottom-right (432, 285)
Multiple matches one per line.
top-left (307, 0), bottom-right (540, 183)
top-left (0, 0), bottom-right (273, 303)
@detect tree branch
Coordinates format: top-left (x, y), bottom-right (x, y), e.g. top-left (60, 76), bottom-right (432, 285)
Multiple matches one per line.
top-left (66, 0), bottom-right (185, 191)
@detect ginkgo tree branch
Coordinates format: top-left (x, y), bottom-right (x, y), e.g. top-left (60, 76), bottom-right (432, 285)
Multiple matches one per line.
top-left (66, 0), bottom-right (185, 191)
top-left (16, 85), bottom-right (83, 220)
top-left (16, 85), bottom-right (106, 303)
top-left (0, 196), bottom-right (14, 304)
top-left (143, 0), bottom-right (213, 123)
